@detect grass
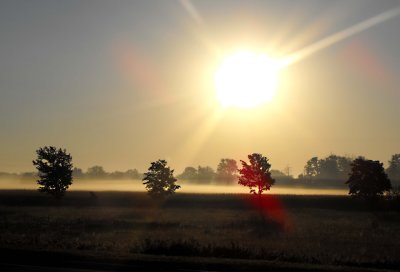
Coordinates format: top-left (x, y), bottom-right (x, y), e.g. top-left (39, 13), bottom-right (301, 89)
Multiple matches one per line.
top-left (0, 190), bottom-right (399, 270)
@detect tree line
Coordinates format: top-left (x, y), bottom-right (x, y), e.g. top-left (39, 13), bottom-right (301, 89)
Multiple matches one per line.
top-left (178, 158), bottom-right (238, 184)
top-left (298, 154), bottom-right (400, 187)
top-left (30, 146), bottom-right (397, 202)
top-left (72, 166), bottom-right (141, 180)
top-left (3, 149), bottom-right (400, 189)
top-left (0, 166), bottom-right (142, 180)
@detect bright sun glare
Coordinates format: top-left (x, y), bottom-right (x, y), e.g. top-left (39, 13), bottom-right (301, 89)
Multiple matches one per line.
top-left (215, 51), bottom-right (281, 109)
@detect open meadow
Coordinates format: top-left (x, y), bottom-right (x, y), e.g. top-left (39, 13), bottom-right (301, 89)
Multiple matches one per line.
top-left (0, 177), bottom-right (349, 195)
top-left (0, 190), bottom-right (399, 270)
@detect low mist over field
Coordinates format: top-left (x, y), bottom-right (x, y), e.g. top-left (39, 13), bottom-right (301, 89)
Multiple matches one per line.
top-left (0, 177), bottom-right (347, 195)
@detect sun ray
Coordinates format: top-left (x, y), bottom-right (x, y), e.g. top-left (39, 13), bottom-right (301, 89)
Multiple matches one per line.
top-left (178, 0), bottom-right (221, 57)
top-left (179, 0), bottom-right (204, 27)
top-left (171, 109), bottom-right (225, 168)
top-left (177, 2), bottom-right (400, 171)
top-left (282, 6), bottom-right (400, 68)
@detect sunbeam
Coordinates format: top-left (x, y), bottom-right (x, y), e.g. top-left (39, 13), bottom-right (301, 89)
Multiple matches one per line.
top-left (172, 108), bottom-right (225, 168)
top-left (179, 0), bottom-right (204, 27)
top-left (282, 6), bottom-right (400, 68)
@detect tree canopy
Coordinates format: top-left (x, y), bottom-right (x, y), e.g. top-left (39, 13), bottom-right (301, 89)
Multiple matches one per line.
top-left (238, 153), bottom-right (275, 195)
top-left (142, 160), bottom-right (180, 198)
top-left (178, 166), bottom-right (198, 180)
top-left (346, 157), bottom-right (391, 199)
top-left (196, 166), bottom-right (215, 181)
top-left (387, 154), bottom-right (400, 184)
top-left (215, 158), bottom-right (238, 184)
top-left (302, 154), bottom-right (352, 182)
top-left (86, 165), bottom-right (107, 178)
top-left (32, 146), bottom-right (73, 199)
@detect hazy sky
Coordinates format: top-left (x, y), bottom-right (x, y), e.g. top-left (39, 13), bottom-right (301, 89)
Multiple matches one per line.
top-left (1, 0), bottom-right (400, 175)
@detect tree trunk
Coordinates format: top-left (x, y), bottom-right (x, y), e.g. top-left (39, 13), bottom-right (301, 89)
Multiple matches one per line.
top-left (258, 192), bottom-right (264, 223)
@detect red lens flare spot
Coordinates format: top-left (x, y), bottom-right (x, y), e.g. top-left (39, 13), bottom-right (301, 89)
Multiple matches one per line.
top-left (245, 194), bottom-right (292, 231)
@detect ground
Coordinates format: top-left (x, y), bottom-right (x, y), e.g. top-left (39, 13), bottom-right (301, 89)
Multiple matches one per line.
top-left (0, 190), bottom-right (399, 271)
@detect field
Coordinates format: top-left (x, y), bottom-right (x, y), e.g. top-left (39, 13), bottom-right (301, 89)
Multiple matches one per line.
top-left (0, 177), bottom-right (349, 195)
top-left (0, 190), bottom-right (400, 271)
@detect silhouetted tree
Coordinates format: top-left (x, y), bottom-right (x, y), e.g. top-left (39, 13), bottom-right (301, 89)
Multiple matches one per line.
top-left (303, 157), bottom-right (319, 180)
top-left (319, 155), bottom-right (351, 180)
top-left (282, 165), bottom-right (292, 177)
top-left (109, 171), bottom-right (124, 179)
top-left (20, 172), bottom-right (37, 180)
top-left (270, 169), bottom-right (294, 186)
top-left (346, 157), bottom-right (391, 199)
top-left (86, 165), bottom-right (107, 179)
top-left (125, 169), bottom-right (141, 179)
top-left (107, 169), bottom-right (141, 179)
top-left (302, 155), bottom-right (352, 185)
top-left (387, 154), bottom-right (400, 185)
top-left (197, 166), bottom-right (215, 182)
top-left (32, 146), bottom-right (73, 199)
top-left (337, 156), bottom-right (352, 178)
top-left (238, 153), bottom-right (275, 195)
top-left (72, 167), bottom-right (83, 178)
top-left (239, 153), bottom-right (275, 219)
top-left (215, 158), bottom-right (238, 184)
top-left (388, 185), bottom-right (400, 211)
top-left (178, 166), bottom-right (198, 180)
top-left (319, 155), bottom-right (341, 180)
top-left (143, 160), bottom-right (180, 198)
top-left (270, 169), bottom-right (285, 177)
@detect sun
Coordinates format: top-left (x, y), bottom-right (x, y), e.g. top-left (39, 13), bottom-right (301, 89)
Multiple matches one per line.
top-left (214, 51), bottom-right (281, 108)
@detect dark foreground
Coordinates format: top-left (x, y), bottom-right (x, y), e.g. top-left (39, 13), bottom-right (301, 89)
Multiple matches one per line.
top-left (0, 190), bottom-right (399, 271)
top-left (1, 248), bottom-right (397, 272)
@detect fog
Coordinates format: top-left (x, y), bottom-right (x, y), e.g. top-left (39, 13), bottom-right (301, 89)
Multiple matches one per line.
top-left (0, 178), bottom-right (348, 195)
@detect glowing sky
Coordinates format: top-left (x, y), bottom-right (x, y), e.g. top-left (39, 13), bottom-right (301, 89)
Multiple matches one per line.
top-left (1, 0), bottom-right (400, 175)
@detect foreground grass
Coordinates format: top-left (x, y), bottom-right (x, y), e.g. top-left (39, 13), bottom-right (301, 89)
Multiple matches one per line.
top-left (0, 190), bottom-right (399, 269)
